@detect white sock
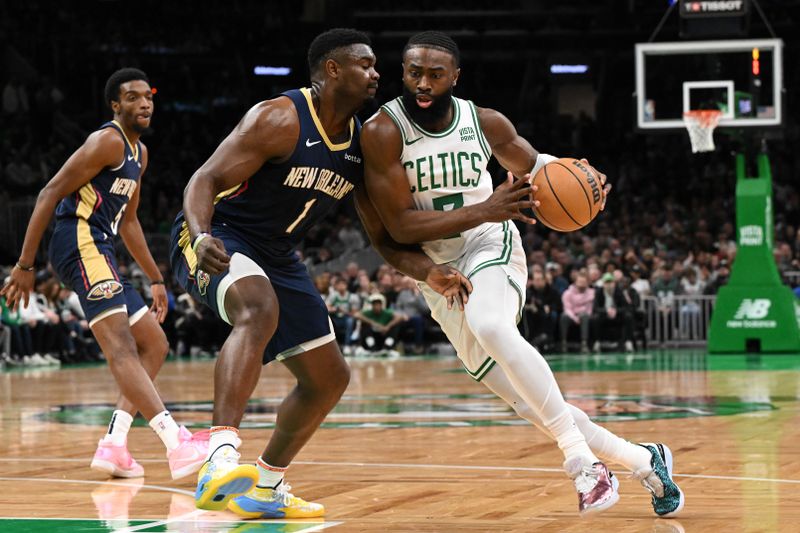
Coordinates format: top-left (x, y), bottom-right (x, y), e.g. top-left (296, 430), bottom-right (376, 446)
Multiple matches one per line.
top-left (256, 456), bottom-right (287, 488)
top-left (104, 410), bottom-right (134, 447)
top-left (545, 410), bottom-right (598, 463)
top-left (208, 426), bottom-right (239, 461)
top-left (148, 411), bottom-right (181, 451)
top-left (568, 406), bottom-right (652, 472)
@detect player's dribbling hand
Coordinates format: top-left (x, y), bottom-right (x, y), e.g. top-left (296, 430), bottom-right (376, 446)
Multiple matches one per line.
top-left (425, 264), bottom-right (473, 311)
top-left (195, 236), bottom-right (231, 275)
top-left (481, 171), bottom-right (540, 224)
top-left (580, 159), bottom-right (612, 211)
top-left (0, 265), bottom-right (35, 311)
top-left (150, 283), bottom-right (168, 323)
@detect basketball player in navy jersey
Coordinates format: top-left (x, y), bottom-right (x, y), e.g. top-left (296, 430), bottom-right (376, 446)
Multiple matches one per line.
top-left (1, 68), bottom-right (209, 480)
top-left (360, 31), bottom-right (684, 517)
top-left (170, 28), bottom-right (499, 517)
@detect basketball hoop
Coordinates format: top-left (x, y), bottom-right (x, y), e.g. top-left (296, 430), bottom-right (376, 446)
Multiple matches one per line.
top-left (683, 110), bottom-right (722, 153)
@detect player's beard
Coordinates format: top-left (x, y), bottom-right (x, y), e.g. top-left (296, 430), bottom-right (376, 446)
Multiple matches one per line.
top-left (401, 85), bottom-right (453, 131)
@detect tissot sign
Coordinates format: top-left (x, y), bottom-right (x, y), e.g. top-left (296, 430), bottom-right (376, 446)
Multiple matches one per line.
top-left (680, 0), bottom-right (748, 17)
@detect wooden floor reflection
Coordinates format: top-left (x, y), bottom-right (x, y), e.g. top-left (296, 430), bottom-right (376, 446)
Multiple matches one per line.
top-left (1, 350), bottom-right (799, 532)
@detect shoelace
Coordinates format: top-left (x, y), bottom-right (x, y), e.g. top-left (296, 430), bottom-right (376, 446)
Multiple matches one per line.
top-left (573, 465), bottom-right (600, 494)
top-left (638, 471), bottom-right (665, 498)
top-left (272, 482), bottom-right (294, 505)
top-left (211, 446), bottom-right (241, 467)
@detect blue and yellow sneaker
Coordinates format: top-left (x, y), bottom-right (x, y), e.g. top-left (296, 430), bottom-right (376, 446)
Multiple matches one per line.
top-left (195, 448), bottom-right (259, 511)
top-left (635, 443), bottom-right (685, 517)
top-left (228, 482), bottom-right (325, 519)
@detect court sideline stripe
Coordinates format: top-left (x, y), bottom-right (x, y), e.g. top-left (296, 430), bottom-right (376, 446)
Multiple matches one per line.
top-left (0, 515), bottom-right (341, 532)
top-left (2, 459), bottom-right (799, 485)
top-left (113, 512), bottom-right (341, 533)
top-left (99, 511), bottom-right (205, 533)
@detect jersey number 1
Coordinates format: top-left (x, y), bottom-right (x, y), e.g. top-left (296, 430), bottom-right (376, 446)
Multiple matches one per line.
top-left (285, 199), bottom-right (317, 234)
top-left (432, 192), bottom-right (464, 239)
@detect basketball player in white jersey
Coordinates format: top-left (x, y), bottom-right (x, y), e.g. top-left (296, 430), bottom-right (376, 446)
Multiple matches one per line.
top-left (360, 31), bottom-right (683, 517)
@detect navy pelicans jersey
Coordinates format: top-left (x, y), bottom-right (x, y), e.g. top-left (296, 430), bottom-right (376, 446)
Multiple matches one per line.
top-left (49, 120), bottom-right (145, 322)
top-left (55, 120), bottom-right (141, 241)
top-left (176, 88), bottom-right (363, 268)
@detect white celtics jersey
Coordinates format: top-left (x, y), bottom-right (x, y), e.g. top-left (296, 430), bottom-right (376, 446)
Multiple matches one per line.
top-left (382, 96), bottom-right (511, 264)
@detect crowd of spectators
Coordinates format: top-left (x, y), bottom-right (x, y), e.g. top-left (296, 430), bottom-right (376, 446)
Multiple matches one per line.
top-left (1, 268), bottom-right (100, 366)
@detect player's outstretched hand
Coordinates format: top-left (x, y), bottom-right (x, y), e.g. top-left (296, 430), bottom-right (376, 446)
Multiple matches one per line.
top-left (580, 158), bottom-right (611, 211)
top-left (425, 264), bottom-right (473, 311)
top-left (481, 171), bottom-right (539, 224)
top-left (150, 283), bottom-right (168, 323)
top-left (0, 265), bottom-right (35, 311)
top-left (196, 236), bottom-right (230, 275)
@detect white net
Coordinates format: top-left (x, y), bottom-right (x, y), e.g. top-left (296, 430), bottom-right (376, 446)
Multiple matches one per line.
top-left (683, 110), bottom-right (722, 153)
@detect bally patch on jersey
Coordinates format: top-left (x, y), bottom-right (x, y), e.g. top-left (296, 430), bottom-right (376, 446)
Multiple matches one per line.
top-left (87, 280), bottom-right (123, 301)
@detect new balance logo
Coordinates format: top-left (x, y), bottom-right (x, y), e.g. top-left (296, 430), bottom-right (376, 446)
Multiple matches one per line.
top-left (733, 299), bottom-right (771, 319)
top-left (306, 139), bottom-right (322, 147)
top-left (727, 298), bottom-right (776, 329)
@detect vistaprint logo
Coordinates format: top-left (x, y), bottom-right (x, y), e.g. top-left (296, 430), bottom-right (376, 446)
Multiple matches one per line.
top-left (459, 126), bottom-right (476, 142)
top-left (727, 298), bottom-right (776, 329)
top-left (739, 225), bottom-right (764, 246)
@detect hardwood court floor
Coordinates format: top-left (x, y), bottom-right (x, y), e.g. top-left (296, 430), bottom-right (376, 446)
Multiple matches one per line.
top-left (1, 350), bottom-right (800, 532)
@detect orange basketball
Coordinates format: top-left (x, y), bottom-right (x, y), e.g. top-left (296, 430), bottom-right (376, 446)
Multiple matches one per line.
top-left (531, 158), bottom-right (604, 232)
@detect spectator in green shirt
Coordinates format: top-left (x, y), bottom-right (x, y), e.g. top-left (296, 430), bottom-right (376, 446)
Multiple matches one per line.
top-left (1, 294), bottom-right (34, 363)
top-left (356, 293), bottom-right (406, 357)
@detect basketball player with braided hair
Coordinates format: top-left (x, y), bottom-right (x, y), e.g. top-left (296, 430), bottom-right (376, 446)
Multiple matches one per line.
top-left (360, 31), bottom-right (684, 517)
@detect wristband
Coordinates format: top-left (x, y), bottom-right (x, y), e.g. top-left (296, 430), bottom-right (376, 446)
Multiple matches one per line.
top-left (530, 153), bottom-right (558, 177)
top-left (192, 232), bottom-right (211, 253)
top-left (15, 262), bottom-right (34, 272)
top-left (150, 280), bottom-right (165, 285)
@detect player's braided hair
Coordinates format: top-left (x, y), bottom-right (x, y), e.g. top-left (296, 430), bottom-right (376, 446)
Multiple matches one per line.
top-left (403, 31), bottom-right (460, 66)
top-left (104, 68), bottom-right (149, 109)
top-left (307, 28), bottom-right (372, 74)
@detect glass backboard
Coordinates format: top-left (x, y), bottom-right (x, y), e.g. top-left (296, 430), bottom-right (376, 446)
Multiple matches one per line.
top-left (635, 39), bottom-right (783, 130)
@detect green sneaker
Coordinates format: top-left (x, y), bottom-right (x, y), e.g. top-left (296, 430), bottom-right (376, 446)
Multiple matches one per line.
top-left (635, 443), bottom-right (685, 517)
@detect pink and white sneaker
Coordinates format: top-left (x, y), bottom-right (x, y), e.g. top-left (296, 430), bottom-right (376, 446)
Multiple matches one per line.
top-left (91, 439), bottom-right (145, 478)
top-left (168, 426), bottom-right (211, 480)
top-left (564, 456), bottom-right (620, 516)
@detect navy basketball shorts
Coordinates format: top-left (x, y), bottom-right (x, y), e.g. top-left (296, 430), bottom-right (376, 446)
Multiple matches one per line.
top-left (170, 223), bottom-right (335, 364)
top-left (49, 222), bottom-right (148, 328)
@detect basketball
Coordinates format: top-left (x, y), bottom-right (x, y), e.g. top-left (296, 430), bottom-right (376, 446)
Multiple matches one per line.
top-left (531, 157), bottom-right (604, 232)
